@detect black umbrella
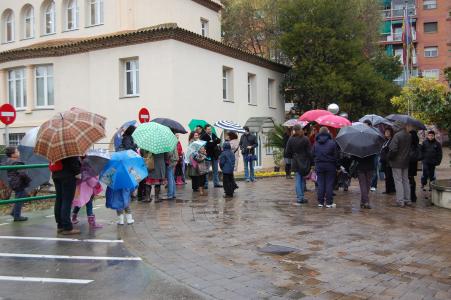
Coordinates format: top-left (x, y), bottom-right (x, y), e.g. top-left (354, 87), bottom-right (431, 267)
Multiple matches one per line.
top-left (336, 124), bottom-right (385, 158)
top-left (151, 118), bottom-right (187, 134)
top-left (359, 114), bottom-right (393, 126)
top-left (385, 114), bottom-right (426, 130)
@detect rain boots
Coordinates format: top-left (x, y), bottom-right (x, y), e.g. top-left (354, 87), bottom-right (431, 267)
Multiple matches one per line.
top-left (176, 176), bottom-right (184, 185)
top-left (154, 186), bottom-right (162, 203)
top-left (125, 214), bottom-right (134, 224)
top-left (88, 215), bottom-right (103, 228)
top-left (117, 214), bottom-right (125, 225)
top-left (72, 213), bottom-right (79, 224)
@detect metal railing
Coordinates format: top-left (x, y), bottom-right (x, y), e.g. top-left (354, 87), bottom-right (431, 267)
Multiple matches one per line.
top-left (0, 163), bottom-right (56, 205)
top-left (382, 6), bottom-right (416, 18)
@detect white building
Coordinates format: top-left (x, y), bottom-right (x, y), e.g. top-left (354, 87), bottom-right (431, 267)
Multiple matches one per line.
top-left (0, 0), bottom-right (288, 169)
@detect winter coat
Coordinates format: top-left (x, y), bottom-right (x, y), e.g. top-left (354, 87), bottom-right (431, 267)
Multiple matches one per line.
top-left (72, 176), bottom-right (102, 208)
top-left (5, 159), bottom-right (31, 192)
top-left (228, 138), bottom-right (240, 171)
top-left (121, 135), bottom-right (138, 152)
top-left (219, 142), bottom-right (236, 175)
top-left (285, 135), bottom-right (312, 173)
top-left (282, 133), bottom-right (291, 158)
top-left (148, 153), bottom-right (166, 180)
top-left (239, 133), bottom-right (258, 155)
top-left (201, 132), bottom-right (221, 160)
top-left (409, 131), bottom-right (420, 176)
top-left (312, 133), bottom-right (338, 172)
top-left (421, 138), bottom-right (443, 166)
top-left (353, 155), bottom-right (376, 173)
top-left (388, 129), bottom-right (411, 169)
top-left (188, 152), bottom-right (210, 176)
top-left (52, 157), bottom-right (81, 180)
top-left (105, 187), bottom-right (131, 210)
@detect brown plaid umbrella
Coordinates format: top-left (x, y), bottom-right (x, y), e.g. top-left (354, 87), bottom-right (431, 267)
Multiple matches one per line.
top-left (34, 108), bottom-right (107, 162)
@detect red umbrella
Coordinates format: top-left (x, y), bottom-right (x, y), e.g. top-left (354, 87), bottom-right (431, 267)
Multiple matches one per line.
top-left (299, 109), bottom-right (333, 122)
top-left (315, 115), bottom-right (351, 129)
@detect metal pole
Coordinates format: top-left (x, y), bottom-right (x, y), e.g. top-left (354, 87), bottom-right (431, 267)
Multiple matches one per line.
top-left (4, 125), bottom-right (9, 146)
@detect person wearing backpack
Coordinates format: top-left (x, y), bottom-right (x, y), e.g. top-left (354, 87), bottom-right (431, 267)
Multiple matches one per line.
top-left (421, 130), bottom-right (442, 191)
top-left (285, 124), bottom-right (312, 205)
top-left (5, 147), bottom-right (31, 222)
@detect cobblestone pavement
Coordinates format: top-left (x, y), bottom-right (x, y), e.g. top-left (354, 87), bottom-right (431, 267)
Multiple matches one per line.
top-left (121, 166), bottom-right (451, 300)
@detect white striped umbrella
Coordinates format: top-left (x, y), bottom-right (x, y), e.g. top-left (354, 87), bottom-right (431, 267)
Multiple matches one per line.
top-left (213, 120), bottom-right (245, 133)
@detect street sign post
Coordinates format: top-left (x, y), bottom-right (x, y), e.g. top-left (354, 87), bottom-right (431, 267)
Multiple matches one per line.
top-left (0, 104), bottom-right (17, 146)
top-left (138, 107), bottom-right (150, 123)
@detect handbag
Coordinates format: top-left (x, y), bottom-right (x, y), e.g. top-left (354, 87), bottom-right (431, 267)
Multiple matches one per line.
top-left (144, 154), bottom-right (155, 171)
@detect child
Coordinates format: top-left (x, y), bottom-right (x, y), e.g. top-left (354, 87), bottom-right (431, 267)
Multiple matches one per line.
top-left (106, 187), bottom-right (134, 225)
top-left (5, 147), bottom-right (30, 222)
top-left (219, 142), bottom-right (236, 198)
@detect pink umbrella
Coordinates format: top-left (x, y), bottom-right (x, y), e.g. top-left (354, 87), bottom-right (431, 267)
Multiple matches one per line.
top-left (315, 115), bottom-right (351, 129)
top-left (299, 109), bottom-right (333, 122)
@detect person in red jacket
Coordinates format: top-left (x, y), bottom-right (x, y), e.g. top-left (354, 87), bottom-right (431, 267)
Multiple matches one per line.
top-left (175, 135), bottom-right (185, 185)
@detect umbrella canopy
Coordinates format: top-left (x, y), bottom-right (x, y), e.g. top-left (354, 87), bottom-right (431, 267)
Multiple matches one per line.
top-left (132, 122), bottom-right (178, 154)
top-left (20, 127), bottom-right (40, 148)
top-left (336, 124), bottom-right (385, 158)
top-left (152, 118), bottom-right (187, 134)
top-left (299, 110), bottom-right (333, 122)
top-left (188, 119), bottom-right (217, 135)
top-left (385, 114), bottom-right (426, 130)
top-left (84, 148), bottom-right (111, 175)
top-left (34, 108), bottom-right (106, 162)
top-left (113, 120), bottom-right (138, 151)
top-left (100, 150), bottom-right (148, 190)
top-left (282, 119), bottom-right (308, 128)
top-left (359, 114), bottom-right (393, 126)
top-left (214, 120), bottom-right (245, 133)
top-left (315, 115), bottom-right (351, 129)
top-left (17, 145), bottom-right (51, 193)
top-left (184, 140), bottom-right (207, 164)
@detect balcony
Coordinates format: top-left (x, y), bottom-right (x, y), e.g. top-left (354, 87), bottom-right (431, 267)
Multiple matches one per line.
top-left (382, 6), bottom-right (416, 19)
top-left (383, 31), bottom-right (416, 43)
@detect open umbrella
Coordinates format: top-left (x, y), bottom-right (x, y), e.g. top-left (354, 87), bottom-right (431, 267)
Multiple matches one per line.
top-left (152, 118), bottom-right (187, 134)
top-left (188, 119), bottom-right (217, 135)
top-left (214, 120), bottom-right (245, 133)
top-left (385, 114), bottom-right (426, 130)
top-left (315, 115), bottom-right (351, 129)
top-left (184, 140), bottom-right (207, 164)
top-left (84, 148), bottom-right (111, 175)
top-left (359, 114), bottom-right (393, 126)
top-left (100, 150), bottom-right (148, 190)
top-left (113, 120), bottom-right (138, 151)
top-left (336, 124), bottom-right (385, 158)
top-left (283, 119), bottom-right (308, 128)
top-left (20, 127), bottom-right (40, 148)
top-left (132, 122), bottom-right (178, 154)
top-left (34, 108), bottom-right (106, 162)
top-left (299, 110), bottom-right (333, 122)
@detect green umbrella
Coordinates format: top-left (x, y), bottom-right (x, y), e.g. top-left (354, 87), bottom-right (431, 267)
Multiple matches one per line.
top-left (132, 122), bottom-right (178, 154)
top-left (188, 119), bottom-right (217, 135)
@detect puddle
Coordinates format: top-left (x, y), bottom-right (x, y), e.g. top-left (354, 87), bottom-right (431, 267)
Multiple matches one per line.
top-left (258, 244), bottom-right (299, 255)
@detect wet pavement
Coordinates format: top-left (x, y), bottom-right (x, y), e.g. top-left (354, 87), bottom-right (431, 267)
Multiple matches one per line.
top-left (0, 165), bottom-right (450, 299)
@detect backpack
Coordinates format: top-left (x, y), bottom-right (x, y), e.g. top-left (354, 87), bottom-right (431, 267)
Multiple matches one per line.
top-left (49, 160), bottom-right (63, 172)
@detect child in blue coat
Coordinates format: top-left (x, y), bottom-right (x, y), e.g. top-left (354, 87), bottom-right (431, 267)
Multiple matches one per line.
top-left (219, 142), bottom-right (236, 198)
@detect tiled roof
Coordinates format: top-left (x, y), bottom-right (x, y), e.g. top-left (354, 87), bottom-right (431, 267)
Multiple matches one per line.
top-left (192, 0), bottom-right (223, 12)
top-left (0, 23), bottom-right (289, 73)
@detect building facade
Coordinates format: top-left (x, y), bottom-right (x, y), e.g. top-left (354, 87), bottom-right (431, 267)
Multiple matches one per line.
top-left (380, 0), bottom-right (451, 85)
top-left (0, 0), bottom-right (289, 169)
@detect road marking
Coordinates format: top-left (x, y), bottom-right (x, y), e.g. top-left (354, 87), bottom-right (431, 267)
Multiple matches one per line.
top-left (0, 276), bottom-right (93, 284)
top-left (0, 223), bottom-right (10, 226)
top-left (45, 215), bottom-right (54, 218)
top-left (0, 236), bottom-right (123, 243)
top-left (0, 253), bottom-right (142, 261)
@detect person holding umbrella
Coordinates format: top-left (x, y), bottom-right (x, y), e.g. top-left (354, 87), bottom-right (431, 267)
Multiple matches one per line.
top-left (283, 127), bottom-right (293, 179)
top-left (380, 128), bottom-right (396, 194)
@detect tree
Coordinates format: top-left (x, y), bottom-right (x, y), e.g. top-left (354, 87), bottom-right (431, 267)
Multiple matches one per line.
top-left (278, 0), bottom-right (402, 118)
top-left (391, 77), bottom-right (451, 132)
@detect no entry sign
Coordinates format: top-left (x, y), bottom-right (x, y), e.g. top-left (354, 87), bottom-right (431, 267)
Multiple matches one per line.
top-left (139, 107), bottom-right (150, 123)
top-left (0, 104), bottom-right (16, 125)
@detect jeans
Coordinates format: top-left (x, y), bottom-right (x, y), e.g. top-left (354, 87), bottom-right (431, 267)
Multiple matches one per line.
top-left (167, 166), bottom-right (176, 198)
top-left (370, 155), bottom-right (379, 189)
top-left (205, 159), bottom-right (220, 187)
top-left (12, 190), bottom-right (27, 219)
top-left (358, 170), bottom-right (373, 205)
top-left (316, 170), bottom-right (335, 205)
top-left (295, 172), bottom-right (305, 202)
top-left (421, 163), bottom-right (436, 186)
top-left (392, 168), bottom-right (411, 205)
top-left (244, 155), bottom-right (255, 181)
top-left (73, 197), bottom-right (94, 216)
top-left (54, 177), bottom-right (77, 231)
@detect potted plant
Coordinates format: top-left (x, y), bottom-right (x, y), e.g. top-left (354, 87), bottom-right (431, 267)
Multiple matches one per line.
top-left (272, 149), bottom-right (284, 172)
top-left (267, 124), bottom-right (286, 172)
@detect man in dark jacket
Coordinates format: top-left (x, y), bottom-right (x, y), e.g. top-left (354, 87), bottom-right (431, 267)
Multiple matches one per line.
top-left (219, 142), bottom-right (236, 198)
top-left (421, 130), bottom-right (443, 190)
top-left (52, 157), bottom-right (81, 235)
top-left (388, 124), bottom-right (413, 207)
top-left (286, 124), bottom-right (311, 204)
top-left (201, 125), bottom-right (222, 188)
top-left (312, 127), bottom-right (338, 208)
top-left (239, 126), bottom-right (258, 182)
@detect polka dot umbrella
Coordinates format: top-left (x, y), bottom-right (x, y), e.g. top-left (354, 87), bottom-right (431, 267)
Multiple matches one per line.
top-left (132, 122), bottom-right (178, 154)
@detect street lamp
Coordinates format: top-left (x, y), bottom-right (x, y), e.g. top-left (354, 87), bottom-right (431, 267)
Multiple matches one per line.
top-left (327, 103), bottom-right (339, 115)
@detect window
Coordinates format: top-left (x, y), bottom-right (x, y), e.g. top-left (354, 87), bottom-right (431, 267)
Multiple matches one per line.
top-left (424, 46), bottom-right (438, 57)
top-left (8, 69), bottom-right (27, 109)
top-left (247, 73), bottom-right (257, 105)
top-left (23, 6), bottom-right (34, 39)
top-left (222, 67), bottom-right (234, 102)
top-left (423, 69), bottom-right (440, 80)
top-left (201, 19), bottom-right (209, 37)
top-left (423, 0), bottom-right (437, 9)
top-left (123, 59), bottom-right (139, 96)
top-left (35, 65), bottom-right (54, 107)
top-left (88, 0), bottom-right (104, 26)
top-left (66, 0), bottom-right (79, 30)
top-left (424, 22), bottom-right (438, 33)
top-left (43, 1), bottom-right (56, 35)
top-left (7, 133), bottom-right (25, 146)
top-left (268, 79), bottom-right (276, 108)
top-left (3, 10), bottom-right (15, 42)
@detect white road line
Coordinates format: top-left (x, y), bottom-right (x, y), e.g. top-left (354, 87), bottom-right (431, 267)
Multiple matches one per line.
top-left (0, 253), bottom-right (142, 261)
top-left (0, 223), bottom-right (10, 226)
top-left (45, 215), bottom-right (54, 218)
top-left (93, 207), bottom-right (100, 210)
top-left (0, 236), bottom-right (123, 243)
top-left (0, 276), bottom-right (93, 284)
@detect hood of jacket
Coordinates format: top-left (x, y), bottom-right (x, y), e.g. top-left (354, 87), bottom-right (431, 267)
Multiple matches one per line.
top-left (316, 133), bottom-right (331, 144)
top-left (223, 142), bottom-right (231, 151)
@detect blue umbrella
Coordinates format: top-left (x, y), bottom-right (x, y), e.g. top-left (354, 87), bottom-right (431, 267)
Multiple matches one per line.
top-left (113, 121), bottom-right (138, 151)
top-left (100, 150), bottom-right (148, 190)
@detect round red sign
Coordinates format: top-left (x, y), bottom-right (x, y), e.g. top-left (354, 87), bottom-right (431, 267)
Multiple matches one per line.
top-left (0, 104), bottom-right (17, 125)
top-left (138, 107), bottom-right (150, 123)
